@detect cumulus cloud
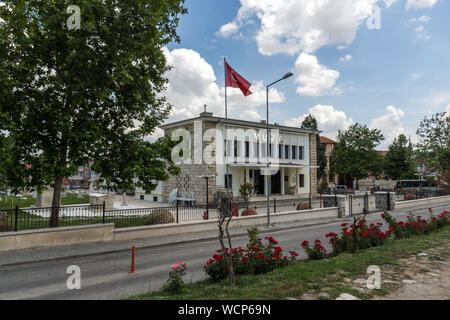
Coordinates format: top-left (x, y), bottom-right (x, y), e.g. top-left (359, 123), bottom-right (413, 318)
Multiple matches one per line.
top-left (340, 54), bottom-right (353, 62)
top-left (446, 104), bottom-right (450, 114)
top-left (285, 104), bottom-right (354, 138)
top-left (216, 0), bottom-right (379, 55)
top-left (161, 48), bottom-right (285, 122)
top-left (369, 106), bottom-right (406, 148)
top-left (294, 53), bottom-right (340, 96)
top-left (405, 0), bottom-right (438, 10)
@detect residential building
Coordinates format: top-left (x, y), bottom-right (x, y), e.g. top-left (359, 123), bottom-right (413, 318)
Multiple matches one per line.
top-left (319, 136), bottom-right (338, 186)
top-left (144, 110), bottom-right (320, 205)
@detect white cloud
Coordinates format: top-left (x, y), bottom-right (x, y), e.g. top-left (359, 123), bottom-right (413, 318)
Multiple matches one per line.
top-left (294, 53), bottom-right (340, 96)
top-left (384, 0), bottom-right (399, 7)
top-left (161, 48), bottom-right (285, 122)
top-left (409, 15), bottom-right (430, 23)
top-left (445, 104), bottom-right (450, 114)
top-left (405, 0), bottom-right (438, 10)
top-left (216, 0), bottom-right (379, 55)
top-left (240, 110), bottom-right (264, 121)
top-left (369, 106), bottom-right (406, 148)
top-left (286, 104), bottom-right (354, 138)
top-left (340, 54), bottom-right (353, 62)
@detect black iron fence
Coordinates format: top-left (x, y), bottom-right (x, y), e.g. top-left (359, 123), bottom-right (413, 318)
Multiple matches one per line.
top-left (395, 189), bottom-right (450, 201)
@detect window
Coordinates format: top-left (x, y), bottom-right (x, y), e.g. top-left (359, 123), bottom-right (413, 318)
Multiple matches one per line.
top-left (279, 145), bottom-right (283, 159)
top-left (225, 174), bottom-right (233, 189)
top-left (245, 141), bottom-right (250, 158)
top-left (234, 140), bottom-right (238, 157)
top-left (292, 146), bottom-right (297, 160)
top-left (299, 174), bottom-right (305, 188)
top-left (299, 146), bottom-right (304, 160)
top-left (224, 140), bottom-right (228, 156)
top-left (153, 196), bottom-right (158, 202)
top-left (285, 145), bottom-right (289, 159)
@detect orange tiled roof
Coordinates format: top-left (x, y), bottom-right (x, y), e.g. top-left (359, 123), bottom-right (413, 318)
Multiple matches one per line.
top-left (320, 136), bottom-right (336, 144)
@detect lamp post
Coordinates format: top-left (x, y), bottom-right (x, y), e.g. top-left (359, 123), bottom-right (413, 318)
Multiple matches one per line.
top-left (266, 72), bottom-right (294, 227)
top-left (199, 175), bottom-right (214, 219)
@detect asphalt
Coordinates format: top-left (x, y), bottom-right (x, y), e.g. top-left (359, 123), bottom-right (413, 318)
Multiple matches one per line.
top-left (0, 203), bottom-right (448, 300)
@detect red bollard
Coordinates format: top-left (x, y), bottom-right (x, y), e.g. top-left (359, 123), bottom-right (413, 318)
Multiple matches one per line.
top-left (129, 246), bottom-right (136, 274)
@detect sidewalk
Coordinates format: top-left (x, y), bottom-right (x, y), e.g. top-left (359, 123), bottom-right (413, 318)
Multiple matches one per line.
top-left (0, 216), bottom-right (342, 267)
top-left (1, 202), bottom-right (448, 267)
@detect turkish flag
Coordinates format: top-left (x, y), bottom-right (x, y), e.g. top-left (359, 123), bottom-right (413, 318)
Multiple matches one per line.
top-left (225, 62), bottom-right (253, 96)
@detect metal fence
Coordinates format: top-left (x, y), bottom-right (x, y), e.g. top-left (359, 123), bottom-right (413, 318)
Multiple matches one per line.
top-left (394, 190), bottom-right (450, 201)
top-left (0, 195), bottom-right (341, 233)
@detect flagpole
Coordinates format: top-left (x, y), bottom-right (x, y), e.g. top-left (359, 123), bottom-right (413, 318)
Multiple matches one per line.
top-left (224, 57), bottom-right (229, 192)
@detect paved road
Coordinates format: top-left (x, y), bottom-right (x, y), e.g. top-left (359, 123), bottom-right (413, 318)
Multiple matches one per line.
top-left (0, 205), bottom-right (448, 300)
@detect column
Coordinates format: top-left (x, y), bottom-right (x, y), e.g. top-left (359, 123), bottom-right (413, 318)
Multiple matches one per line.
top-left (295, 168), bottom-right (299, 194)
top-left (281, 167), bottom-right (285, 195)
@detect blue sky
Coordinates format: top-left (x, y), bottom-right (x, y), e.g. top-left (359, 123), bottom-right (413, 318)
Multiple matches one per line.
top-left (162, 0), bottom-right (450, 149)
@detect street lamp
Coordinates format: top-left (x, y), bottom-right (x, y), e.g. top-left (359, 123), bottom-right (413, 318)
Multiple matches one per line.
top-left (199, 175), bottom-right (214, 219)
top-left (266, 72), bottom-right (294, 227)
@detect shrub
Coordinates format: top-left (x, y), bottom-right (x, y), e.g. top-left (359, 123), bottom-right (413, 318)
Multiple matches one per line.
top-left (301, 240), bottom-right (327, 260)
top-left (145, 209), bottom-right (175, 225)
top-left (296, 202), bottom-right (311, 211)
top-left (241, 208), bottom-right (257, 216)
top-left (382, 211), bottom-right (449, 239)
top-left (204, 228), bottom-right (297, 282)
top-left (163, 261), bottom-right (187, 294)
top-left (404, 193), bottom-right (416, 201)
top-left (0, 213), bottom-right (13, 232)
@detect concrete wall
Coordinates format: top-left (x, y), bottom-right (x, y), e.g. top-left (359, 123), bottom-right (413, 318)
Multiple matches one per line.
top-left (0, 224), bottom-right (114, 252)
top-left (114, 207), bottom-right (339, 241)
top-left (395, 195), bottom-right (450, 210)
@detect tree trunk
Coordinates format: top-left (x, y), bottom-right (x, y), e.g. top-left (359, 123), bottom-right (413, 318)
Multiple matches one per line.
top-left (50, 176), bottom-right (63, 227)
top-left (225, 215), bottom-right (235, 285)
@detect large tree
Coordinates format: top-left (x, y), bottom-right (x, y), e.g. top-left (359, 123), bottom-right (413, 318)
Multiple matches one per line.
top-left (330, 123), bottom-right (384, 188)
top-left (0, 1), bottom-right (186, 226)
top-left (416, 112), bottom-right (450, 175)
top-left (383, 134), bottom-right (417, 180)
top-left (301, 114), bottom-right (326, 181)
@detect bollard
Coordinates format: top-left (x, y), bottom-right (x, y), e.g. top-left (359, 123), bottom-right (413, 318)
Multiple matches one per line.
top-left (129, 246), bottom-right (136, 274)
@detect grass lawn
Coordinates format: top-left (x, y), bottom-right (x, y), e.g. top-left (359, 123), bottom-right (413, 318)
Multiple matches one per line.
top-left (0, 193), bottom-right (89, 210)
top-left (131, 225), bottom-right (450, 300)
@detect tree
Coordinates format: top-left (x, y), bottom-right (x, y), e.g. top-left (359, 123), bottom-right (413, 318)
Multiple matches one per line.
top-left (330, 123), bottom-right (384, 188)
top-left (383, 134), bottom-right (416, 180)
top-left (416, 112), bottom-right (450, 175)
top-left (239, 183), bottom-right (253, 211)
top-left (436, 171), bottom-right (450, 191)
top-left (0, 1), bottom-right (187, 226)
top-left (301, 114), bottom-right (326, 180)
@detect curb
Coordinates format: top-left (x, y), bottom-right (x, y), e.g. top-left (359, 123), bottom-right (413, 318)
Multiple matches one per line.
top-left (0, 217), bottom-right (342, 267)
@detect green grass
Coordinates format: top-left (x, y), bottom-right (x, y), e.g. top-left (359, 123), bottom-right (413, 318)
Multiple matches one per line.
top-left (131, 225), bottom-right (450, 300)
top-left (0, 194), bottom-right (89, 210)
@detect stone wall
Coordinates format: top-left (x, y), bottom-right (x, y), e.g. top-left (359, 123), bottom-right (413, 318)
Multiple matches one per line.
top-left (163, 120), bottom-right (217, 205)
top-left (310, 133), bottom-right (318, 196)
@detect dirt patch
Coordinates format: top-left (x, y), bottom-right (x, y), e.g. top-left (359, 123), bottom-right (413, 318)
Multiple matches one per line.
top-left (299, 243), bottom-right (450, 300)
top-left (373, 245), bottom-right (450, 300)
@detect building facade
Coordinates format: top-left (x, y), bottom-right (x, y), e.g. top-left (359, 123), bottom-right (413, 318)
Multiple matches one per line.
top-left (319, 136), bottom-right (338, 186)
top-left (153, 111), bottom-right (319, 205)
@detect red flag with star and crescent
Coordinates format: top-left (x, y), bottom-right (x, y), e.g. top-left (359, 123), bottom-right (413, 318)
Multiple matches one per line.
top-left (225, 62), bottom-right (252, 96)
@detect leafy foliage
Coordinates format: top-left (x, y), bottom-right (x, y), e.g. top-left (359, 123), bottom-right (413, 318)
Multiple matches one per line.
top-left (0, 1), bottom-right (186, 225)
top-left (383, 134), bottom-right (416, 180)
top-left (301, 114), bottom-right (326, 179)
top-left (330, 123), bottom-right (384, 186)
top-left (416, 112), bottom-right (450, 174)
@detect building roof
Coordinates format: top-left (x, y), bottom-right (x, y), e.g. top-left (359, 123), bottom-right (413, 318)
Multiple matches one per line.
top-left (319, 136), bottom-right (336, 144)
top-left (160, 114), bottom-right (320, 135)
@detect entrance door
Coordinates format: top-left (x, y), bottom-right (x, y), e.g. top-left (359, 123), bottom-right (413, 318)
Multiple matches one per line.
top-left (253, 170), bottom-right (265, 195)
top-left (271, 170), bottom-right (281, 194)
